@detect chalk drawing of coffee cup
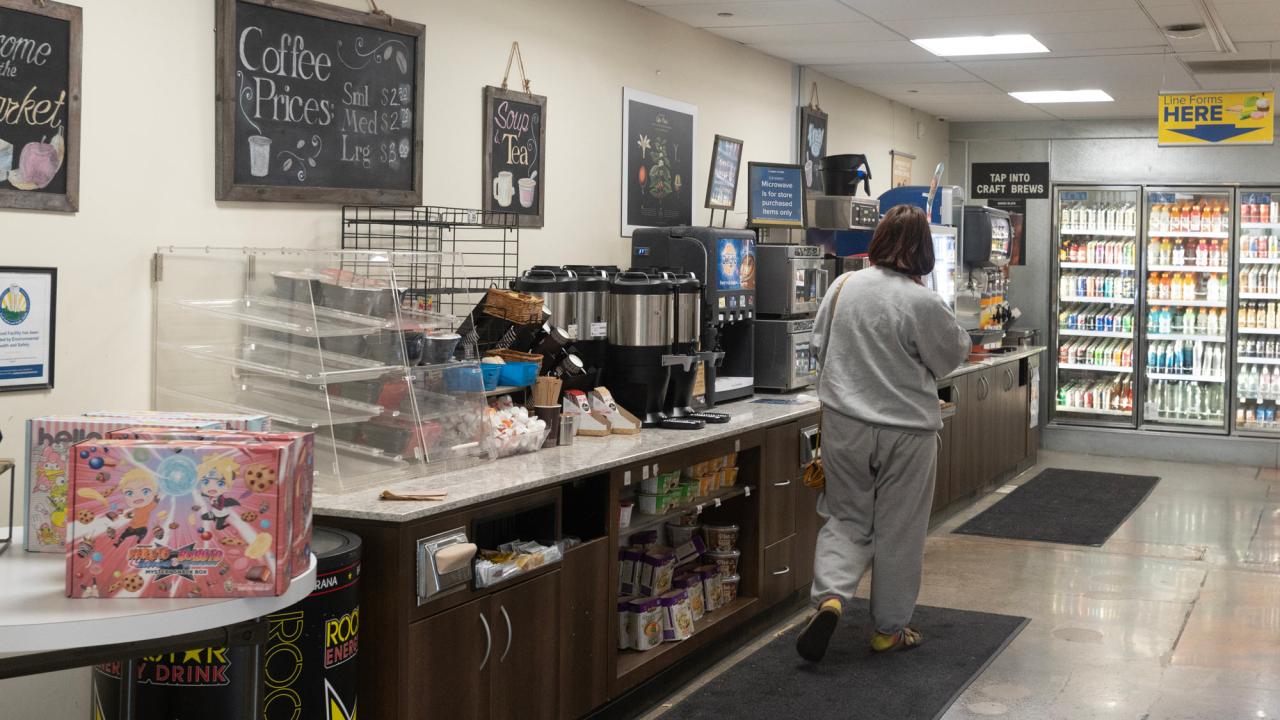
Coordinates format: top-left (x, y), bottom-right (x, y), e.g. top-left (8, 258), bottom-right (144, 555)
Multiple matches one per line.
top-left (248, 135), bottom-right (271, 177)
top-left (493, 171), bottom-right (515, 207)
top-left (518, 177), bottom-right (537, 208)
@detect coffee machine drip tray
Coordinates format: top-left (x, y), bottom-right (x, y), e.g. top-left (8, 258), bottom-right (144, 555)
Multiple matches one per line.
top-left (658, 417), bottom-right (706, 430)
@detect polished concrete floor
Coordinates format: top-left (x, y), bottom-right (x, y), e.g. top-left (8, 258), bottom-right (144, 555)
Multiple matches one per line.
top-left (644, 450), bottom-right (1280, 720)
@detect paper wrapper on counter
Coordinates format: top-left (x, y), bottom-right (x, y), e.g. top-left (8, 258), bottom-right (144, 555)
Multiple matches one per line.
top-left (660, 588), bottom-right (695, 642)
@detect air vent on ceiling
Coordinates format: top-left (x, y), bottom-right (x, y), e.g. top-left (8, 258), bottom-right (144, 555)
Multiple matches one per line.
top-left (1185, 59), bottom-right (1276, 75)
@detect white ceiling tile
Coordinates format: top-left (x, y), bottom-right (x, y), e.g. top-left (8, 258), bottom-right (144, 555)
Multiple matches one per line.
top-left (959, 54), bottom-right (1196, 92)
top-left (1046, 101), bottom-right (1158, 120)
top-left (880, 8), bottom-right (1155, 39)
top-left (837, 0), bottom-right (1136, 22)
top-left (1037, 29), bottom-right (1169, 53)
top-left (814, 61), bottom-right (978, 84)
top-left (859, 81), bottom-right (1009, 99)
top-left (643, 0), bottom-right (867, 28)
top-left (711, 21), bottom-right (899, 44)
top-left (748, 40), bottom-right (935, 64)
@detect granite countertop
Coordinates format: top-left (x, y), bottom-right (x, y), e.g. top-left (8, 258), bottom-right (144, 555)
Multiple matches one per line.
top-left (313, 396), bottom-right (822, 523)
top-left (944, 345), bottom-right (1047, 380)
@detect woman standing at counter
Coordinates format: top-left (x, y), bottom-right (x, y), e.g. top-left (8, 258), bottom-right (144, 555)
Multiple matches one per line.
top-left (796, 204), bottom-right (970, 662)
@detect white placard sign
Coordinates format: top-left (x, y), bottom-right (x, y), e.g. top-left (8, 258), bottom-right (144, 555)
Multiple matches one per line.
top-left (0, 267), bottom-right (56, 391)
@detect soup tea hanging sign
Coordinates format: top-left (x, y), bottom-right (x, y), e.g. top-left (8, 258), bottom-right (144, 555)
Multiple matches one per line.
top-left (215, 0), bottom-right (425, 203)
top-left (481, 43), bottom-right (546, 227)
top-left (0, 0), bottom-right (81, 213)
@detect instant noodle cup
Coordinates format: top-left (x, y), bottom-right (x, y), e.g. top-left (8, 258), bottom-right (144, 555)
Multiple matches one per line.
top-left (703, 524), bottom-right (740, 552)
top-left (705, 549), bottom-right (741, 576)
top-left (721, 574), bottom-right (741, 604)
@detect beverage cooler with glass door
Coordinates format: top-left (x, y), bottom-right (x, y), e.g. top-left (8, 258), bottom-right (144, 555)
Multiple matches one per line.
top-left (1235, 189), bottom-right (1280, 434)
top-left (1051, 186), bottom-right (1141, 427)
top-left (1140, 187), bottom-right (1234, 433)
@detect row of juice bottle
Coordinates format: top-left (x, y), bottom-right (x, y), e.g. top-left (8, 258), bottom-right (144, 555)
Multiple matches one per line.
top-left (1237, 401), bottom-right (1278, 428)
top-left (1059, 272), bottom-right (1136, 300)
top-left (1240, 302), bottom-right (1280, 329)
top-left (1145, 306), bottom-right (1228, 336)
top-left (1146, 340), bottom-right (1226, 378)
top-left (1238, 365), bottom-right (1280, 401)
top-left (1060, 240), bottom-right (1136, 265)
top-left (1059, 306), bottom-right (1134, 333)
top-left (1241, 233), bottom-right (1280, 259)
top-left (1146, 238), bottom-right (1228, 267)
top-left (1058, 339), bottom-right (1133, 369)
top-left (1240, 266), bottom-right (1280, 295)
top-left (1148, 200), bottom-right (1230, 234)
top-left (1146, 272), bottom-right (1228, 302)
top-left (1061, 200), bottom-right (1137, 234)
top-left (1146, 380), bottom-right (1225, 422)
top-left (1240, 194), bottom-right (1278, 224)
top-left (1057, 376), bottom-right (1133, 413)
top-left (1238, 338), bottom-right (1280, 359)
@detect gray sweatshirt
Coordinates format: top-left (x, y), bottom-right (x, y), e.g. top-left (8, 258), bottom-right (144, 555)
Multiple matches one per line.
top-left (813, 265), bottom-right (971, 432)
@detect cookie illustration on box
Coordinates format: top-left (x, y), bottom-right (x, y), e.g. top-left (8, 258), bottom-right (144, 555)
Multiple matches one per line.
top-left (65, 441), bottom-right (293, 599)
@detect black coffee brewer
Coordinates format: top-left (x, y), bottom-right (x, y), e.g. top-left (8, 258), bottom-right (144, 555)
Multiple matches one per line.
top-left (630, 227), bottom-right (756, 407)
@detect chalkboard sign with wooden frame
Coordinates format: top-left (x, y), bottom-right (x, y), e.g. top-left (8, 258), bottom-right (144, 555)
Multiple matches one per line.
top-left (481, 85), bottom-right (545, 228)
top-left (0, 0), bottom-right (81, 213)
top-left (215, 0), bottom-right (425, 204)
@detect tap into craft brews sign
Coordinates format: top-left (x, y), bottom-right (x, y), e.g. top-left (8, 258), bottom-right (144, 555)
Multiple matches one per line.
top-left (215, 0), bottom-right (425, 203)
top-left (0, 0), bottom-right (81, 213)
top-left (482, 86), bottom-right (546, 227)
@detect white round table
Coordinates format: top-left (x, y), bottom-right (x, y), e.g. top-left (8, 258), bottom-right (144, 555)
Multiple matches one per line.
top-left (0, 527), bottom-right (317, 655)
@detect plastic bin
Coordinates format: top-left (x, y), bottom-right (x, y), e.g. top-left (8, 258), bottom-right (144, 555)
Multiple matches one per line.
top-left (481, 363), bottom-right (502, 391)
top-left (498, 361), bottom-right (539, 387)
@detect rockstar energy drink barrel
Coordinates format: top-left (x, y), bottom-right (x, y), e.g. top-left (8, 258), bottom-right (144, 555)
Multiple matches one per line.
top-left (90, 527), bottom-right (361, 720)
top-left (263, 526), bottom-right (361, 720)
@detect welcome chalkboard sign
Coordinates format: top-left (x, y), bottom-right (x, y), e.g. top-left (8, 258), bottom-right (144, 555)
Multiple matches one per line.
top-left (215, 0), bottom-right (425, 203)
top-left (0, 0), bottom-right (81, 213)
top-left (482, 85), bottom-right (545, 228)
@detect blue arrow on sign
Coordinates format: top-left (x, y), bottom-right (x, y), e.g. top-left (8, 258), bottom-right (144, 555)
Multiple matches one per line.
top-left (1169, 124), bottom-right (1262, 143)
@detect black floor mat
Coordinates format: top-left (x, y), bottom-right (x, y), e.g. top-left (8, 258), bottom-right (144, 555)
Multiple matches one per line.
top-left (664, 600), bottom-right (1028, 720)
top-left (954, 468), bottom-right (1160, 547)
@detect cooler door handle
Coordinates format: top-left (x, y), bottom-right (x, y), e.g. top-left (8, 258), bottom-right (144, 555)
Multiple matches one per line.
top-left (499, 605), bottom-right (513, 663)
top-left (478, 614), bottom-right (492, 671)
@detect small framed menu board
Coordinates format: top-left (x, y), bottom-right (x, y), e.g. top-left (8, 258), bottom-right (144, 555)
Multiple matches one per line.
top-left (215, 0), bottom-right (425, 203)
top-left (746, 162), bottom-right (805, 229)
top-left (0, 0), bottom-right (81, 213)
top-left (704, 134), bottom-right (743, 211)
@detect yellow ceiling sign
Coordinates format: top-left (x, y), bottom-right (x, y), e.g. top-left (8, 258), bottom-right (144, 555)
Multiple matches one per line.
top-left (1158, 91), bottom-right (1274, 146)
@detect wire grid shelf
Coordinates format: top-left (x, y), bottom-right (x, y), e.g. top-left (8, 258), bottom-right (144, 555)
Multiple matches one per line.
top-left (340, 206), bottom-right (520, 318)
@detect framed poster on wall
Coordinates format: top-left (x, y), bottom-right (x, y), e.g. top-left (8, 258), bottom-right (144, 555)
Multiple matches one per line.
top-left (622, 88), bottom-right (696, 236)
top-left (0, 267), bottom-right (56, 392)
top-left (482, 85), bottom-right (545, 227)
top-left (798, 105), bottom-right (826, 194)
top-left (0, 0), bottom-right (81, 213)
top-left (215, 0), bottom-right (426, 203)
top-left (705, 134), bottom-right (743, 210)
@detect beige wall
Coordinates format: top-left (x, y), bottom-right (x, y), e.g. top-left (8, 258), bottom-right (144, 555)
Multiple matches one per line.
top-left (0, 0), bottom-right (946, 711)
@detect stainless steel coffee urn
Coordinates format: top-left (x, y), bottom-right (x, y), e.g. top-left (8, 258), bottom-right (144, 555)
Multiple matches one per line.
top-left (605, 271), bottom-right (674, 427)
top-left (513, 267), bottom-right (580, 339)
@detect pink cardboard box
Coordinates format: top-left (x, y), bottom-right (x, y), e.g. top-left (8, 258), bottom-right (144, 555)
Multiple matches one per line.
top-left (83, 411), bottom-right (270, 432)
top-left (23, 416), bottom-right (222, 553)
top-left (65, 440), bottom-right (294, 598)
top-left (105, 428), bottom-right (314, 578)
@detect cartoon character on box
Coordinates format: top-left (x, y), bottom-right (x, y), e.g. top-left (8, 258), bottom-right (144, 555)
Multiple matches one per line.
top-left (65, 441), bottom-right (292, 599)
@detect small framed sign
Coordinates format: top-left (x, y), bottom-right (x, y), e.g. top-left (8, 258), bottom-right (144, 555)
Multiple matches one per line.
top-left (482, 85), bottom-right (546, 227)
top-left (746, 162), bottom-right (805, 229)
top-left (705, 134), bottom-right (743, 210)
top-left (798, 105), bottom-right (827, 194)
top-left (0, 0), bottom-right (81, 213)
top-left (0, 266), bottom-right (56, 392)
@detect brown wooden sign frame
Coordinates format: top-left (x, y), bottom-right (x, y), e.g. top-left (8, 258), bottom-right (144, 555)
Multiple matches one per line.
top-left (214, 0), bottom-right (425, 204)
top-left (0, 0), bottom-right (81, 213)
top-left (481, 85), bottom-right (546, 228)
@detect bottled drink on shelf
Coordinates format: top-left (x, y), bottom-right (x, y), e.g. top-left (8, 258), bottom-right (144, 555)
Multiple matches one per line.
top-left (1058, 374), bottom-right (1133, 413)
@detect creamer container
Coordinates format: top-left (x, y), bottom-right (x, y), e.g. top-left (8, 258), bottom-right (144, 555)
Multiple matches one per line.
top-left (676, 573), bottom-right (705, 621)
top-left (705, 548), bottom-right (741, 576)
top-left (618, 598), bottom-right (635, 650)
top-left (721, 574), bottom-right (741, 604)
top-left (629, 597), bottom-right (664, 651)
top-left (660, 588), bottom-right (695, 641)
top-left (666, 521), bottom-right (701, 546)
top-left (638, 548), bottom-right (676, 596)
top-left (703, 524), bottom-right (740, 551)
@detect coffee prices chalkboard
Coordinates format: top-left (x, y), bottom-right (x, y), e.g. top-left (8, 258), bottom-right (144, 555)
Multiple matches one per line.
top-left (216, 0), bottom-right (425, 203)
top-left (482, 86), bottom-right (545, 227)
top-left (0, 0), bottom-right (81, 213)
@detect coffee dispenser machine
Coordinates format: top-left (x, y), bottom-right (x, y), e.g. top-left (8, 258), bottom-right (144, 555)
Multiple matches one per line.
top-left (562, 265), bottom-right (612, 371)
top-left (664, 272), bottom-right (726, 425)
top-left (513, 267), bottom-right (579, 338)
top-left (631, 227), bottom-right (755, 406)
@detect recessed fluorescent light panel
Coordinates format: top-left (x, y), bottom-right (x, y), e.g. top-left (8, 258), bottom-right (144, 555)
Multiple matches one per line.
top-left (1009, 89), bottom-right (1114, 104)
top-left (912, 34), bottom-right (1048, 57)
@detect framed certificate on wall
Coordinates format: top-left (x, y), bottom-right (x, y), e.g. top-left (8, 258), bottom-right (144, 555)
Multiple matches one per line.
top-left (0, 266), bottom-right (56, 392)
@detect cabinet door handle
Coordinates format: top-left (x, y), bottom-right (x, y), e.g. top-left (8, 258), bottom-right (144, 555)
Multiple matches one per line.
top-left (773, 479), bottom-right (792, 487)
top-left (771, 566), bottom-right (792, 576)
top-left (977, 376), bottom-right (988, 400)
top-left (1005, 367), bottom-right (1015, 391)
top-left (479, 613), bottom-right (492, 671)
top-left (499, 605), bottom-right (513, 663)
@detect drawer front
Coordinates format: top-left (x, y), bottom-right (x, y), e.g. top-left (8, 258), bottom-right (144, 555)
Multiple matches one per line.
top-left (762, 535), bottom-right (797, 607)
top-left (762, 474), bottom-right (796, 546)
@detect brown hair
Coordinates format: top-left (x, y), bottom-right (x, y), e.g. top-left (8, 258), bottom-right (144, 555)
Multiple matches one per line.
top-left (868, 204), bottom-right (935, 277)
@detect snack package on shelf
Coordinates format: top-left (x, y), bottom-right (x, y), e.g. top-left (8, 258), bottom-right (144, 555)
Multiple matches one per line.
top-left (473, 538), bottom-right (565, 587)
top-left (65, 440), bottom-right (301, 598)
top-left (23, 416), bottom-right (224, 553)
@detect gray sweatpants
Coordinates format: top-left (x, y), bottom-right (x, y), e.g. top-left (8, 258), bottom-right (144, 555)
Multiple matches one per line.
top-left (810, 411), bottom-right (937, 634)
